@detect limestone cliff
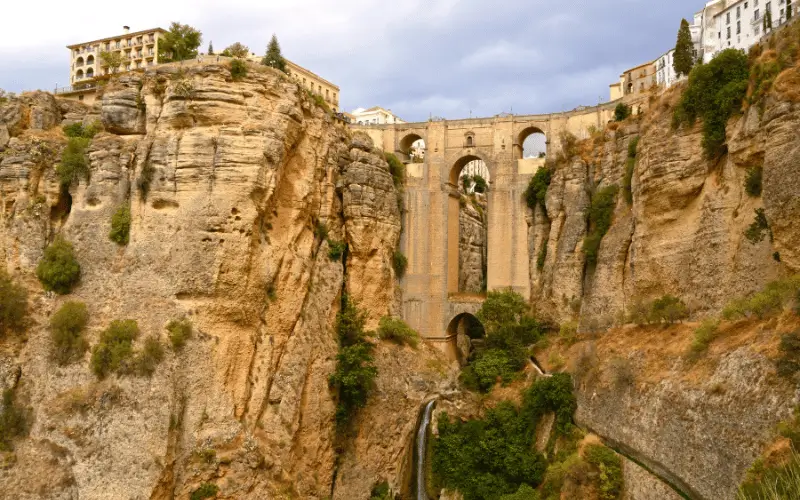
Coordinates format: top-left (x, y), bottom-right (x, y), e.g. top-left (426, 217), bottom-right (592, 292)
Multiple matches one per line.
top-left (0, 62), bottom-right (450, 499)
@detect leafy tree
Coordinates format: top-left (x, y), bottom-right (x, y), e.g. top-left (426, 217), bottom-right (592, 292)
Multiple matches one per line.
top-left (57, 137), bottom-right (91, 188)
top-left (261, 34), bottom-right (287, 73)
top-left (613, 103), bottom-right (631, 122)
top-left (472, 175), bottom-right (488, 194)
top-left (109, 205), bottom-right (131, 245)
top-left (461, 174), bottom-right (474, 193)
top-left (673, 19), bottom-right (695, 78)
top-left (393, 251), bottom-right (408, 279)
top-left (36, 237), bottom-right (81, 294)
top-left (230, 58), bottom-right (248, 80)
top-left (744, 208), bottom-right (771, 243)
top-left (207, 41), bottom-right (214, 55)
top-left (50, 301), bottom-right (89, 365)
top-left (0, 271), bottom-right (27, 335)
top-left (90, 319), bottom-right (139, 378)
top-left (221, 42), bottom-right (250, 58)
top-left (158, 22), bottom-right (203, 62)
top-left (584, 445), bottom-right (623, 500)
top-left (99, 51), bottom-right (124, 73)
top-left (376, 316), bottom-right (419, 348)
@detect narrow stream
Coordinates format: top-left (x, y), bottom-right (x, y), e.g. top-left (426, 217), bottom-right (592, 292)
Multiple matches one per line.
top-left (415, 399), bottom-right (436, 500)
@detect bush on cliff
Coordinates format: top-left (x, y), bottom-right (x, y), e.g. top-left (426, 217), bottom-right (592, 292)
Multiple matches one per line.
top-left (190, 483), bottom-right (219, 500)
top-left (622, 137), bottom-right (639, 205)
top-left (57, 137), bottom-right (91, 187)
top-left (109, 205), bottom-right (131, 245)
top-left (584, 444), bottom-right (624, 500)
top-left (50, 301), bottom-right (89, 365)
top-left (648, 295), bottom-right (689, 324)
top-left (583, 184), bottom-right (619, 266)
top-left (524, 165), bottom-right (552, 216)
top-left (673, 48), bottom-right (749, 158)
top-left (393, 250), bottom-right (408, 279)
top-left (744, 208), bottom-right (771, 244)
top-left (36, 237), bottom-right (81, 295)
top-left (744, 164), bottom-right (763, 197)
top-left (377, 316), bottom-right (419, 348)
top-left (0, 271), bottom-right (27, 336)
top-left (385, 152), bottom-right (405, 187)
top-left (329, 297), bottom-right (377, 430)
top-left (722, 275), bottom-right (800, 321)
top-left (90, 320), bottom-right (139, 378)
top-left (229, 58), bottom-right (248, 80)
top-left (0, 388), bottom-right (29, 451)
top-left (167, 318), bottom-right (192, 350)
top-left (614, 103), bottom-right (631, 122)
top-left (62, 121), bottom-right (100, 139)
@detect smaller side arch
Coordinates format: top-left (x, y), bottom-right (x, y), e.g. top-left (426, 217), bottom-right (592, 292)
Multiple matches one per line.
top-left (446, 313), bottom-right (486, 365)
top-left (449, 154), bottom-right (489, 186)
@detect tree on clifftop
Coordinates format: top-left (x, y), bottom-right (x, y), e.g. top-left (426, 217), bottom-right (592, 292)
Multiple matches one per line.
top-left (158, 22), bottom-right (202, 62)
top-left (673, 18), bottom-right (694, 78)
top-left (261, 35), bottom-right (287, 73)
top-left (207, 41), bottom-right (214, 55)
top-left (221, 42), bottom-right (250, 58)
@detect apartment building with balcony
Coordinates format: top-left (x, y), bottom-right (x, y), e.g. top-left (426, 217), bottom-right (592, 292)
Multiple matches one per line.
top-left (67, 26), bottom-right (166, 87)
top-left (712, 0), bottom-right (796, 55)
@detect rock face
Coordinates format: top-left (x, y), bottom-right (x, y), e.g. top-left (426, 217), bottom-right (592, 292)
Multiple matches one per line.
top-left (0, 61), bottom-right (449, 500)
top-left (459, 197), bottom-right (487, 294)
top-left (530, 88), bottom-right (799, 328)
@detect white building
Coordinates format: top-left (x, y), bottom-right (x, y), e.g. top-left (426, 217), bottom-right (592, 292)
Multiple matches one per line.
top-left (709, 0), bottom-right (797, 59)
top-left (350, 106), bottom-right (406, 125)
top-left (656, 49), bottom-right (680, 88)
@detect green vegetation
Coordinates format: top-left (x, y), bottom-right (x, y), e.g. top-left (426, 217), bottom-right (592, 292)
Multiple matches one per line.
top-left (648, 295), bottom-right (689, 324)
top-left (190, 483), bottom-right (219, 500)
top-left (623, 137), bottom-right (639, 205)
top-left (50, 301), bottom-right (89, 365)
top-left (385, 152), bottom-right (406, 187)
top-left (614, 103), bottom-right (631, 122)
top-left (328, 240), bottom-right (346, 261)
top-left (524, 166), bottom-right (553, 215)
top-left (329, 297), bottom-right (377, 430)
top-left (745, 164), bottom-right (763, 197)
top-left (99, 51), bottom-right (124, 73)
top-left (673, 49), bottom-right (749, 158)
top-left (109, 205), bottom-right (131, 245)
top-left (739, 410), bottom-right (800, 499)
top-left (0, 270), bottom-right (27, 336)
top-left (376, 316), bottom-right (419, 348)
top-left (584, 444), bottom-right (624, 500)
top-left (472, 175), bottom-right (489, 194)
top-left (433, 374), bottom-right (576, 500)
top-left (393, 250), bottom-right (408, 279)
top-left (460, 290), bottom-right (544, 392)
top-left (690, 318), bottom-right (720, 355)
top-left (158, 22), bottom-right (202, 62)
top-left (722, 276), bottom-right (800, 321)
top-left (207, 41), bottom-right (214, 55)
top-left (90, 320), bottom-right (139, 378)
top-left (261, 34), bottom-right (287, 73)
top-left (132, 336), bottom-right (165, 376)
top-left (583, 184), bottom-right (619, 266)
top-left (369, 481), bottom-right (393, 500)
top-left (36, 237), bottom-right (81, 295)
top-left (499, 484), bottom-right (540, 500)
top-left (230, 58), bottom-right (248, 80)
top-left (0, 388), bottom-right (29, 451)
top-left (536, 239), bottom-right (548, 271)
top-left (167, 318), bottom-right (192, 350)
top-left (777, 330), bottom-right (800, 378)
top-left (221, 42), bottom-right (249, 58)
top-left (57, 137), bottom-right (91, 188)
top-left (62, 122), bottom-right (100, 139)
top-left (314, 221), bottom-right (329, 241)
top-left (673, 19), bottom-right (695, 78)
top-left (306, 90), bottom-right (331, 113)
top-left (744, 208), bottom-right (771, 244)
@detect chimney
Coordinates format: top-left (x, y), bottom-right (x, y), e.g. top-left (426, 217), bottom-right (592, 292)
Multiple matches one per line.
top-left (123, 26), bottom-right (130, 34)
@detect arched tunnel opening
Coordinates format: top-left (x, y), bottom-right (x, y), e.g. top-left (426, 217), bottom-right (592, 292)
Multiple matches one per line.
top-left (446, 312), bottom-right (485, 366)
top-left (448, 156), bottom-right (490, 295)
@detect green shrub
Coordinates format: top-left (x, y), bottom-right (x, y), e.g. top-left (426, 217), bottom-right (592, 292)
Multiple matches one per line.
top-left (392, 250), bottom-right (408, 279)
top-left (777, 331), bottom-right (800, 378)
top-left (90, 319), bottom-right (139, 378)
top-left (472, 174), bottom-right (489, 194)
top-left (109, 205), bottom-right (131, 245)
top-left (190, 483), bottom-right (219, 500)
top-left (0, 271), bottom-right (27, 335)
top-left (648, 295), bottom-right (689, 324)
top-left (0, 388), bottom-right (29, 451)
top-left (132, 336), bottom-right (165, 376)
top-left (167, 318), bottom-right (192, 350)
top-left (614, 103), bottom-right (631, 122)
top-left (370, 481), bottom-right (392, 500)
top-left (376, 316), bottom-right (419, 348)
top-left (738, 449), bottom-right (800, 500)
top-left (583, 184), bottom-right (619, 266)
top-left (57, 137), bottom-right (91, 187)
top-left (62, 121), bottom-right (100, 139)
top-left (500, 484), bottom-right (540, 500)
top-left (673, 48), bottom-right (749, 158)
top-left (329, 297), bottom-right (377, 430)
top-left (305, 90), bottom-right (331, 113)
top-left (137, 162), bottom-right (155, 200)
top-left (50, 301), bottom-right (89, 365)
top-left (584, 444), bottom-right (623, 500)
top-left (36, 237), bottom-right (81, 294)
top-left (522, 374), bottom-right (577, 434)
top-left (314, 221), bottom-right (329, 241)
top-left (723, 276), bottom-right (800, 321)
top-left (744, 208), bottom-right (771, 244)
top-left (536, 239), bottom-right (548, 270)
top-left (230, 58), bottom-right (247, 80)
top-left (524, 166), bottom-right (553, 215)
top-left (469, 348), bottom-right (523, 391)
top-left (328, 240), bottom-right (345, 261)
top-left (744, 165), bottom-right (763, 197)
top-left (622, 137), bottom-right (639, 205)
top-left (690, 319), bottom-right (720, 354)
top-left (384, 152), bottom-right (405, 187)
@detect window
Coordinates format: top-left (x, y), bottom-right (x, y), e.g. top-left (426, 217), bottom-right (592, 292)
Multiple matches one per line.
top-left (727, 12), bottom-right (731, 23)
top-left (745, 2), bottom-right (749, 7)
top-left (115, 40), bottom-right (121, 49)
top-left (333, 93), bottom-right (337, 101)
top-left (737, 20), bottom-right (741, 33)
top-left (755, 25), bottom-right (761, 35)
top-left (755, 8), bottom-right (760, 19)
top-left (466, 136), bottom-right (474, 147)
top-left (737, 6), bottom-right (741, 17)
top-left (727, 26), bottom-right (732, 38)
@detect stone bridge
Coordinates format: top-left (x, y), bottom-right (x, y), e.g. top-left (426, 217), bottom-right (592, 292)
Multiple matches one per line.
top-left (352, 103), bottom-right (618, 347)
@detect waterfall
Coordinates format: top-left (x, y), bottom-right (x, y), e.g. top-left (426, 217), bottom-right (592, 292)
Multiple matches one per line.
top-left (415, 400), bottom-right (436, 500)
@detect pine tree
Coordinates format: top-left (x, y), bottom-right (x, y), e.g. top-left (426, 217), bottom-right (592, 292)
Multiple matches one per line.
top-left (208, 41), bottom-right (214, 55)
top-left (261, 34), bottom-right (287, 73)
top-left (673, 18), bottom-right (694, 78)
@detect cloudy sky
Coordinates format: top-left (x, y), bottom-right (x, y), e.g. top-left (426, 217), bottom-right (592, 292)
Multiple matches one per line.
top-left (1, 0), bottom-right (699, 122)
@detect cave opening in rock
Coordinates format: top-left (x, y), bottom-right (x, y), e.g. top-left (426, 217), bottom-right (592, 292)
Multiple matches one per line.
top-left (447, 313), bottom-right (486, 366)
top-left (50, 188), bottom-right (72, 224)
